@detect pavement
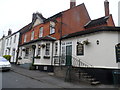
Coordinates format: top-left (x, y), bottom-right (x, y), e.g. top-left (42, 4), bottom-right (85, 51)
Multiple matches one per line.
top-left (11, 64), bottom-right (118, 88)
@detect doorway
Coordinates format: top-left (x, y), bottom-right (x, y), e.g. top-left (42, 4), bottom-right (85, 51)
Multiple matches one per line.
top-left (66, 45), bottom-right (72, 66)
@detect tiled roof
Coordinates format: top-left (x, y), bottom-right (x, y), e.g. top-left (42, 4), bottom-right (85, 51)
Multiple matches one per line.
top-left (39, 35), bottom-right (56, 41)
top-left (44, 12), bottom-right (62, 23)
top-left (61, 26), bottom-right (120, 39)
top-left (19, 36), bottom-right (56, 46)
top-left (20, 23), bottom-right (32, 34)
top-left (32, 12), bottom-right (46, 24)
top-left (84, 16), bottom-right (109, 29)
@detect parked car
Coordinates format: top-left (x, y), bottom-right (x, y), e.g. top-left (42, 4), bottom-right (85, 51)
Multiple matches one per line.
top-left (0, 56), bottom-right (11, 71)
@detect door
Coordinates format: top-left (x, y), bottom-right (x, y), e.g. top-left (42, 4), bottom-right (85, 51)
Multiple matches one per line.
top-left (66, 45), bottom-right (72, 66)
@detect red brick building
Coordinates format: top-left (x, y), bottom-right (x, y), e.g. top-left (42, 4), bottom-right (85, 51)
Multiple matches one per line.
top-left (18, 0), bottom-right (115, 72)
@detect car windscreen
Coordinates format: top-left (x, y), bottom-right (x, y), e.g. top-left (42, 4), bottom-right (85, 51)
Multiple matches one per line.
top-left (0, 57), bottom-right (8, 62)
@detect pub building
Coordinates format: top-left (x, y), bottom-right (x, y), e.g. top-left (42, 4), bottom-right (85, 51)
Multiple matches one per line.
top-left (16, 0), bottom-right (120, 85)
top-left (57, 26), bottom-right (120, 84)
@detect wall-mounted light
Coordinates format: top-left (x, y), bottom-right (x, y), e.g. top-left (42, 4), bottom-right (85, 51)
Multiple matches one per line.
top-left (81, 39), bottom-right (90, 45)
top-left (38, 45), bottom-right (41, 48)
top-left (96, 40), bottom-right (99, 45)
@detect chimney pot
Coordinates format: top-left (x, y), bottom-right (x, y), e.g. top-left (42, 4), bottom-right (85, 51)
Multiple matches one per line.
top-left (104, 0), bottom-right (109, 16)
top-left (8, 29), bottom-right (12, 36)
top-left (70, 0), bottom-right (76, 9)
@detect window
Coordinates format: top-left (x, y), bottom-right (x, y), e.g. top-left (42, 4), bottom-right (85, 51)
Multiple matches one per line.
top-left (45, 43), bottom-right (50, 55)
top-left (24, 34), bottom-right (27, 42)
top-left (14, 35), bottom-right (16, 43)
top-left (39, 27), bottom-right (43, 37)
top-left (62, 46), bottom-right (65, 55)
top-left (61, 46), bottom-right (66, 64)
top-left (5, 50), bottom-right (7, 55)
top-left (38, 47), bottom-right (41, 55)
top-left (7, 39), bottom-right (9, 46)
top-left (55, 43), bottom-right (58, 55)
top-left (25, 48), bottom-right (29, 56)
top-left (20, 49), bottom-right (22, 56)
top-left (10, 37), bottom-right (12, 45)
top-left (31, 31), bottom-right (34, 40)
top-left (50, 21), bottom-right (55, 34)
top-left (12, 48), bottom-right (15, 59)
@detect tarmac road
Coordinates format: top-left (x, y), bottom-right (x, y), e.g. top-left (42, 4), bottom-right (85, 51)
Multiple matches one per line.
top-left (2, 71), bottom-right (61, 88)
top-left (1, 65), bottom-right (118, 89)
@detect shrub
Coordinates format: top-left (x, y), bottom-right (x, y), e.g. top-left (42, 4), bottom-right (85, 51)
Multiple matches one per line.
top-left (3, 55), bottom-right (11, 61)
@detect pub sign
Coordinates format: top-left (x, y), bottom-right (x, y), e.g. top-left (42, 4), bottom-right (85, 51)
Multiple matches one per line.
top-left (116, 43), bottom-right (120, 62)
top-left (77, 42), bottom-right (84, 55)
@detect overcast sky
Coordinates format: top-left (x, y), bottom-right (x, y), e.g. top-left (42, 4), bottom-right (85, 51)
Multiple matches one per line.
top-left (0, 0), bottom-right (119, 38)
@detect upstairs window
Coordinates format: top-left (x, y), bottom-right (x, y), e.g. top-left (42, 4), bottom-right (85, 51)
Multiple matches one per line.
top-left (50, 21), bottom-right (55, 34)
top-left (7, 39), bottom-right (9, 46)
top-left (45, 43), bottom-right (50, 55)
top-left (10, 37), bottom-right (12, 45)
top-left (24, 34), bottom-right (27, 43)
top-left (14, 35), bottom-right (16, 43)
top-left (39, 27), bottom-right (43, 37)
top-left (31, 31), bottom-right (34, 40)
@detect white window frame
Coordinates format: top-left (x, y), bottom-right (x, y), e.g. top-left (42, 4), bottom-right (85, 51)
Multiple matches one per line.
top-left (24, 34), bottom-right (27, 42)
top-left (37, 47), bottom-right (41, 56)
top-left (14, 35), bottom-right (16, 43)
top-left (50, 21), bottom-right (55, 34)
top-left (45, 43), bottom-right (50, 56)
top-left (10, 37), bottom-right (12, 45)
top-left (31, 31), bottom-right (34, 40)
top-left (39, 27), bottom-right (43, 37)
top-left (7, 39), bottom-right (9, 46)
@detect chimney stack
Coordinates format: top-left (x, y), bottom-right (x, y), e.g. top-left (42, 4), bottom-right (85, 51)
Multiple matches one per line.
top-left (104, 0), bottom-right (109, 16)
top-left (8, 29), bottom-right (12, 36)
top-left (70, 0), bottom-right (76, 9)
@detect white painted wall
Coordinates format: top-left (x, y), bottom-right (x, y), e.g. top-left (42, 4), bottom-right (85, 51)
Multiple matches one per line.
top-left (33, 18), bottom-right (43, 27)
top-left (0, 37), bottom-right (5, 56)
top-left (18, 44), bottom-right (34, 64)
top-left (18, 41), bottom-right (54, 66)
top-left (4, 32), bottom-right (20, 63)
top-left (34, 41), bottom-right (53, 65)
top-left (61, 31), bottom-right (119, 69)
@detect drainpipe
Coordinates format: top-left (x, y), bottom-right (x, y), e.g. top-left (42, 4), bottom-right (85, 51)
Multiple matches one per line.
top-left (51, 41), bottom-right (54, 68)
top-left (59, 13), bottom-right (63, 68)
top-left (16, 32), bottom-right (21, 65)
top-left (32, 45), bottom-right (36, 65)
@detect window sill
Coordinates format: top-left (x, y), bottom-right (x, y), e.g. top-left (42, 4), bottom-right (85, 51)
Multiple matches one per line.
top-left (49, 32), bottom-right (55, 35)
top-left (53, 55), bottom-right (59, 58)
